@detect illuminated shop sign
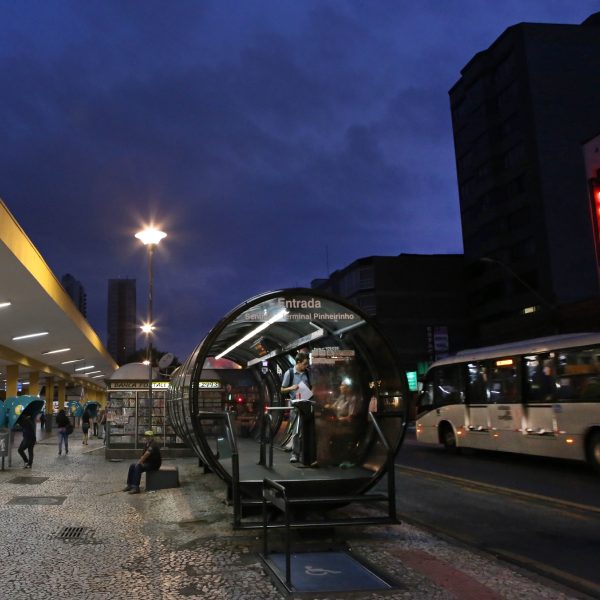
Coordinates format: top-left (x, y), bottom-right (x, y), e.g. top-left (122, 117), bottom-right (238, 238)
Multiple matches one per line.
top-left (107, 381), bottom-right (169, 390)
top-left (406, 371), bottom-right (418, 392)
top-left (198, 380), bottom-right (221, 389)
top-left (311, 347), bottom-right (355, 364)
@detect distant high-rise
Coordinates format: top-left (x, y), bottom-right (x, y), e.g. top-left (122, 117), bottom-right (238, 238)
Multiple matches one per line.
top-left (107, 278), bottom-right (137, 365)
top-left (450, 12), bottom-right (600, 343)
top-left (61, 273), bottom-right (87, 318)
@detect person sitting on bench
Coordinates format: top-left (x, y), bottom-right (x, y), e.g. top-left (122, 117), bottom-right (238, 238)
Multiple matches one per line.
top-left (123, 430), bottom-right (162, 494)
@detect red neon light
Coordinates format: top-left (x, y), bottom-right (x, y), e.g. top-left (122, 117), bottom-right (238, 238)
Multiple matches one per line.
top-left (595, 186), bottom-right (600, 241)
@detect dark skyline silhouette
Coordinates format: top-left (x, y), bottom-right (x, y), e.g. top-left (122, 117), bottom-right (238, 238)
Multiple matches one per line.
top-left (1, 1), bottom-right (595, 360)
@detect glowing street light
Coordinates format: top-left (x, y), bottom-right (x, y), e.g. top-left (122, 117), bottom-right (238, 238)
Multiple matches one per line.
top-left (140, 323), bottom-right (154, 335)
top-left (135, 226), bottom-right (167, 413)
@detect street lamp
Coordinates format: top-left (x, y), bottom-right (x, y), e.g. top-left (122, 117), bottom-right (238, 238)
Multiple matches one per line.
top-left (479, 257), bottom-right (554, 311)
top-left (135, 227), bottom-right (167, 416)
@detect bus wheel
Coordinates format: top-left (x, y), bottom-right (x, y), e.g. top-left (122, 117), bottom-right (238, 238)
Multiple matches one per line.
top-left (587, 431), bottom-right (600, 474)
top-left (440, 423), bottom-right (458, 452)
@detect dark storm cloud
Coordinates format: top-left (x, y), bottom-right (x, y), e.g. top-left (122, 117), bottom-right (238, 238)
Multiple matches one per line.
top-left (1, 0), bottom-right (597, 360)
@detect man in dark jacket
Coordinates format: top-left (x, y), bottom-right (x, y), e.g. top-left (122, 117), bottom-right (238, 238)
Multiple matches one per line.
top-left (17, 414), bottom-right (36, 469)
top-left (123, 431), bottom-right (162, 494)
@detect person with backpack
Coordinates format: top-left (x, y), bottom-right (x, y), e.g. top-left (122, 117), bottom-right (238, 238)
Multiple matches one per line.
top-left (56, 409), bottom-right (72, 455)
top-left (280, 351), bottom-right (316, 466)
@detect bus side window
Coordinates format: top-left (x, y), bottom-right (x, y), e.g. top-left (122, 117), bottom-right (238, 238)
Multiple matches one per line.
top-left (557, 347), bottom-right (600, 401)
top-left (434, 365), bottom-right (462, 406)
top-left (466, 362), bottom-right (488, 403)
top-left (525, 354), bottom-right (556, 403)
top-left (488, 357), bottom-right (520, 403)
top-left (417, 377), bottom-right (435, 411)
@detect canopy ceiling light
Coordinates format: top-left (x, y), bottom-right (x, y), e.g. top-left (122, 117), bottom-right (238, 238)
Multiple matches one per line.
top-left (61, 358), bottom-right (85, 365)
top-left (215, 308), bottom-right (289, 359)
top-left (12, 331), bottom-right (49, 341)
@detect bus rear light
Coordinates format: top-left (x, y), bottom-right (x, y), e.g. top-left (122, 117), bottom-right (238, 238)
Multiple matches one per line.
top-left (565, 438), bottom-right (574, 444)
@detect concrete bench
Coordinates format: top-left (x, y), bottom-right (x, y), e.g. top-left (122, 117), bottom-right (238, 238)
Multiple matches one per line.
top-left (145, 466), bottom-right (180, 491)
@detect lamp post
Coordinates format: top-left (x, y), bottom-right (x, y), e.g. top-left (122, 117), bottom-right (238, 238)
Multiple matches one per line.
top-left (480, 257), bottom-right (554, 310)
top-left (135, 227), bottom-right (167, 417)
top-left (480, 256), bottom-right (557, 332)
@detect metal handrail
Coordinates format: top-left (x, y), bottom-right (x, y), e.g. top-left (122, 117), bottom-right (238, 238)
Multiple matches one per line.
top-left (367, 411), bottom-right (397, 522)
top-left (197, 410), bottom-right (241, 526)
top-left (260, 406), bottom-right (292, 467)
top-left (262, 478), bottom-right (292, 586)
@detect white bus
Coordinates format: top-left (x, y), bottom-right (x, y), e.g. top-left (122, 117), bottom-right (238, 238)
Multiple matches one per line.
top-left (416, 332), bottom-right (600, 472)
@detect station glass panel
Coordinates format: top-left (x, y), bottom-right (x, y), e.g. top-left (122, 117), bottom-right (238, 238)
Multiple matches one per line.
top-left (167, 290), bottom-right (407, 487)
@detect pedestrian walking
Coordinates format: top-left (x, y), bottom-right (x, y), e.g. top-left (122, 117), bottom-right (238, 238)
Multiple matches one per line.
top-left (17, 414), bottom-right (36, 468)
top-left (56, 409), bottom-right (72, 455)
top-left (81, 408), bottom-right (91, 445)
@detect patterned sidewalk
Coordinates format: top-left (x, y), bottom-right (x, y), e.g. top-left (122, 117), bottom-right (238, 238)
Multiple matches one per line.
top-left (0, 430), bottom-right (585, 600)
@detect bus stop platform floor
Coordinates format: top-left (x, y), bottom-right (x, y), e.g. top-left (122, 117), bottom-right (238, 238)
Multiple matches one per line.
top-left (0, 429), bottom-right (585, 600)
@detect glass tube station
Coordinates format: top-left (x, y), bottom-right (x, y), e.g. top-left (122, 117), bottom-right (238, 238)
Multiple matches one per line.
top-left (167, 288), bottom-right (408, 513)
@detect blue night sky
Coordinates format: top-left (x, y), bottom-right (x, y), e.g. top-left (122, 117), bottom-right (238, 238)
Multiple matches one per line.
top-left (0, 1), bottom-right (597, 362)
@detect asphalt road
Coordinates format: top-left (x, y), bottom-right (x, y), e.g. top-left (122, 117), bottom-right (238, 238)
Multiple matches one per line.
top-left (393, 430), bottom-right (600, 598)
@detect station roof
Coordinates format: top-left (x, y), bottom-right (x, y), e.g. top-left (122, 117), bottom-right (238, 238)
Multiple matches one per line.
top-left (0, 200), bottom-right (117, 391)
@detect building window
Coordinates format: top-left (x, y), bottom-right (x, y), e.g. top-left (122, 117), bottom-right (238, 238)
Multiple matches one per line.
top-left (493, 52), bottom-right (515, 85)
top-left (510, 238), bottom-right (535, 261)
top-left (507, 174), bottom-right (526, 198)
top-left (507, 205), bottom-right (531, 229)
top-left (359, 267), bottom-right (374, 289)
top-left (503, 144), bottom-right (525, 169)
top-left (497, 81), bottom-right (517, 108)
top-left (357, 294), bottom-right (376, 316)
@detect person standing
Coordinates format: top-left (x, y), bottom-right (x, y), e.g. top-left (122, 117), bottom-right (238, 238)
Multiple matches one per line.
top-left (123, 431), bottom-right (162, 494)
top-left (324, 378), bottom-right (360, 465)
top-left (81, 408), bottom-right (91, 445)
top-left (17, 414), bottom-right (36, 469)
top-left (56, 408), bottom-right (71, 455)
top-left (280, 352), bottom-right (316, 465)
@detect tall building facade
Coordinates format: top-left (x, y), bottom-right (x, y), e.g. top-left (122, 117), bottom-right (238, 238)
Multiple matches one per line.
top-left (312, 254), bottom-right (470, 371)
top-left (107, 278), bottom-right (137, 365)
top-left (61, 273), bottom-right (87, 318)
top-left (450, 13), bottom-right (600, 344)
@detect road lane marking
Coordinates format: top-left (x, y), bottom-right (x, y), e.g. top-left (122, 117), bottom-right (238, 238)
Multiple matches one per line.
top-left (395, 464), bottom-right (600, 515)
top-left (489, 547), bottom-right (600, 598)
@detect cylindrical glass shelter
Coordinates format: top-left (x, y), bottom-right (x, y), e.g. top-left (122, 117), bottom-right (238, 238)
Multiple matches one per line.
top-left (168, 288), bottom-right (408, 497)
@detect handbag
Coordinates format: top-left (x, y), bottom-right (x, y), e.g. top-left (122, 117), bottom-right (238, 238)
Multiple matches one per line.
top-left (66, 421), bottom-right (74, 435)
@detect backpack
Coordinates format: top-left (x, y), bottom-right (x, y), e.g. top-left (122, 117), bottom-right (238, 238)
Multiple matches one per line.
top-left (283, 367), bottom-right (312, 397)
